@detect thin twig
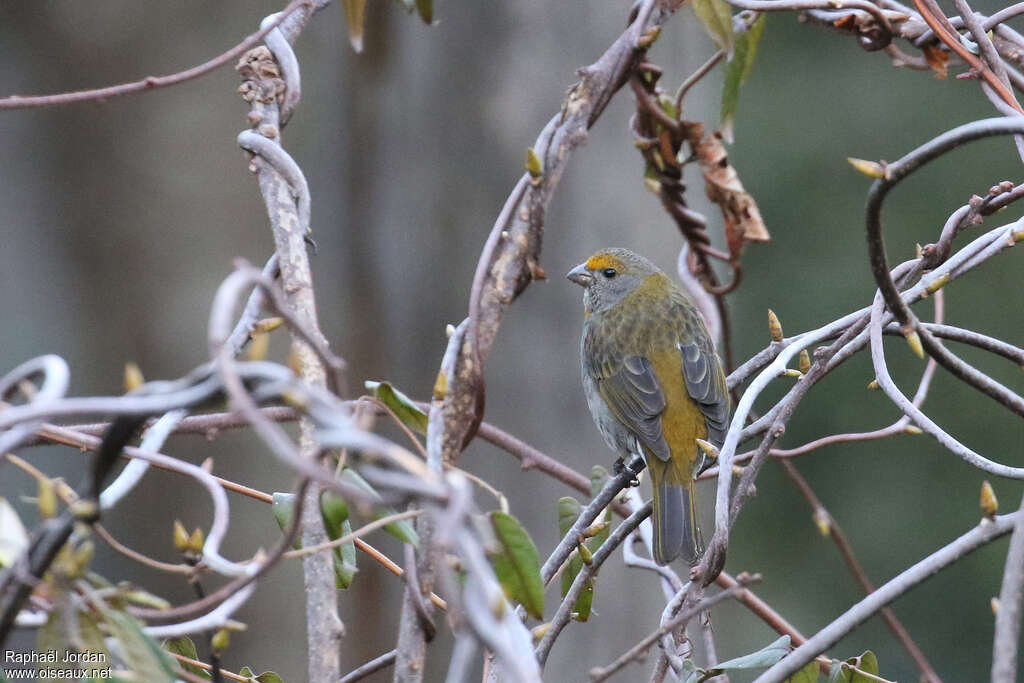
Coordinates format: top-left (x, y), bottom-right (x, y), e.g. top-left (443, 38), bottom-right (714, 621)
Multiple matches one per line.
top-left (535, 502), bottom-right (653, 666)
top-left (339, 649), bottom-right (398, 683)
top-left (94, 524), bottom-right (195, 575)
top-left (283, 509), bottom-right (421, 560)
top-left (540, 455), bottom-right (645, 586)
top-left (779, 460), bottom-right (942, 682)
top-left (675, 50), bottom-right (726, 111)
top-left (589, 584), bottom-right (747, 682)
top-left (0, 0), bottom-right (313, 111)
top-left (909, 0), bottom-right (1023, 111)
top-left (167, 654), bottom-right (251, 683)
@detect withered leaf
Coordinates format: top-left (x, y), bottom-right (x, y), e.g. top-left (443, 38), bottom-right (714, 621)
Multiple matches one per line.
top-left (923, 45), bottom-right (949, 79)
top-left (683, 121), bottom-right (770, 256)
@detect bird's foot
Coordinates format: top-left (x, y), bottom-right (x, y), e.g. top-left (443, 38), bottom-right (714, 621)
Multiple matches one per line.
top-left (613, 458), bottom-right (641, 487)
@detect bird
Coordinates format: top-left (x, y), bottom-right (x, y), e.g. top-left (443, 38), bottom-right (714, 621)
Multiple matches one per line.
top-left (567, 248), bottom-right (729, 565)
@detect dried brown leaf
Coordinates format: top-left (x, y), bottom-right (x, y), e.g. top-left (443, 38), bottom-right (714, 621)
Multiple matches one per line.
top-left (923, 45), bottom-right (949, 79)
top-left (683, 122), bottom-right (770, 256)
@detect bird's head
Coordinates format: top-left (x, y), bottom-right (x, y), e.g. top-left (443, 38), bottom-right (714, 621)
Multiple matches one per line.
top-left (567, 248), bottom-right (662, 315)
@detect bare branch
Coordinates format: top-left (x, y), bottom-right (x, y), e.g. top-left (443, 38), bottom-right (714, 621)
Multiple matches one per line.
top-left (589, 582), bottom-right (749, 682)
top-left (992, 493), bottom-right (1024, 682)
top-left (340, 650), bottom-right (398, 683)
top-left (535, 502), bottom-right (653, 666)
top-left (0, 0), bottom-right (318, 111)
top-left (757, 511), bottom-right (1020, 680)
top-left (231, 5), bottom-right (346, 675)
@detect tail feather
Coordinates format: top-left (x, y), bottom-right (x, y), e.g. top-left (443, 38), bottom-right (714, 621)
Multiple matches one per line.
top-left (649, 461), bottom-right (703, 566)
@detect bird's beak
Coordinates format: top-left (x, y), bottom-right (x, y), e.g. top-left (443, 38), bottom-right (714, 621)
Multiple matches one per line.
top-left (566, 263), bottom-right (594, 287)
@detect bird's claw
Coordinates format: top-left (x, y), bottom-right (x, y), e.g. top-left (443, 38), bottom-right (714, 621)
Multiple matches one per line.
top-left (613, 458), bottom-right (641, 487)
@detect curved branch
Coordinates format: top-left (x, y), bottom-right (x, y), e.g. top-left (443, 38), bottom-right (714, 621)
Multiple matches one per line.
top-left (868, 290), bottom-right (1024, 478)
top-left (891, 322), bottom-right (1024, 365)
top-left (588, 583), bottom-right (746, 682)
top-left (865, 117), bottom-right (1024, 416)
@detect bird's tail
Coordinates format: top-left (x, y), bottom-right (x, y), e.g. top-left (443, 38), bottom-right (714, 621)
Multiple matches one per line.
top-left (648, 459), bottom-right (703, 566)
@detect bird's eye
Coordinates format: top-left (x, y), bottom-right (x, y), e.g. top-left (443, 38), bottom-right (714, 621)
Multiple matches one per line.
top-left (602, 268), bottom-right (618, 279)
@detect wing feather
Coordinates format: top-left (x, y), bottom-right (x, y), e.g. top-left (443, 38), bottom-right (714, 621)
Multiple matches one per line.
top-left (679, 340), bottom-right (730, 449)
top-left (596, 355), bottom-right (671, 462)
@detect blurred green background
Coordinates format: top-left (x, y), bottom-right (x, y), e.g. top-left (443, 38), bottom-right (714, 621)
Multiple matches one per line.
top-left (1, 1), bottom-right (1022, 680)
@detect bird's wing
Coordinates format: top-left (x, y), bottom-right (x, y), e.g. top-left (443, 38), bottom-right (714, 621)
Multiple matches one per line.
top-left (595, 355), bottom-right (672, 462)
top-left (678, 340), bottom-right (730, 450)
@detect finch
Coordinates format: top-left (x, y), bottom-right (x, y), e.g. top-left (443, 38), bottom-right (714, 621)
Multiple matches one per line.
top-left (568, 248), bottom-right (730, 565)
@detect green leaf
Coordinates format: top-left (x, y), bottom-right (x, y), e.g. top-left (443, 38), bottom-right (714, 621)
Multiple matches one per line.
top-left (557, 496), bottom-right (585, 599)
top-left (692, 0), bottom-right (735, 55)
top-left (37, 603), bottom-right (113, 680)
top-left (120, 586), bottom-right (172, 610)
top-left (573, 581), bottom-right (596, 621)
top-left (852, 651), bottom-right (879, 677)
top-left (37, 609), bottom-right (70, 678)
top-left (365, 380), bottom-right (428, 435)
top-left (239, 666), bottom-right (284, 683)
top-left (415, 0), bottom-right (433, 24)
top-left (340, 467), bottom-right (380, 500)
top-left (380, 513), bottom-right (419, 547)
top-left (679, 659), bottom-right (702, 683)
top-left (589, 466), bottom-right (610, 498)
top-left (589, 513), bottom-right (611, 551)
top-left (830, 650), bottom-right (878, 682)
top-left (316, 492), bottom-right (358, 589)
top-left (333, 519), bottom-right (358, 589)
top-left (786, 660), bottom-right (820, 683)
top-left (557, 497), bottom-right (582, 538)
top-left (164, 637), bottom-right (210, 678)
top-left (0, 497), bottom-right (28, 568)
top-left (101, 607), bottom-right (177, 683)
top-left (720, 13), bottom-right (766, 141)
top-left (342, 0), bottom-right (367, 53)
top-left (319, 491), bottom-right (349, 537)
top-left (254, 672), bottom-right (285, 683)
top-left (341, 468), bottom-right (419, 547)
top-left (557, 488), bottom-right (611, 622)
top-left (657, 94), bottom-right (679, 122)
top-left (271, 492), bottom-right (301, 549)
top-left (708, 635), bottom-right (791, 674)
top-left (486, 511), bottom-right (544, 619)
top-left (76, 611), bottom-right (110, 663)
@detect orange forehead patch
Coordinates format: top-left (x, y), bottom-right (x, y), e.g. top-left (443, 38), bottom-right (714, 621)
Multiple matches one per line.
top-left (585, 253), bottom-right (624, 271)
